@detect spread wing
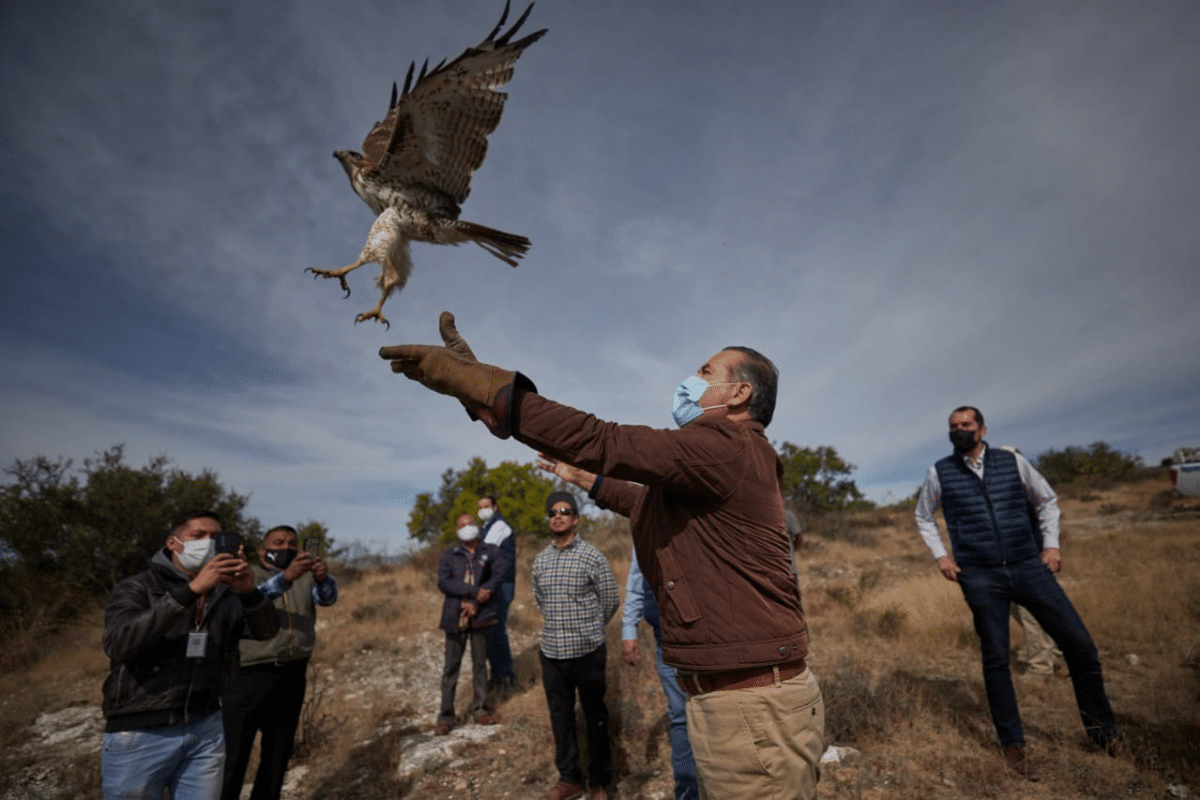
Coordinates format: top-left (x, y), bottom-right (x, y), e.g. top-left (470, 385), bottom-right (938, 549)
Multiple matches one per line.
top-left (359, 1), bottom-right (546, 216)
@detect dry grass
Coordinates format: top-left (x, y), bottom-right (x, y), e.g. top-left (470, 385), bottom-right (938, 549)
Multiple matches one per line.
top-left (802, 479), bottom-right (1200, 799)
top-left (1, 479), bottom-right (1197, 798)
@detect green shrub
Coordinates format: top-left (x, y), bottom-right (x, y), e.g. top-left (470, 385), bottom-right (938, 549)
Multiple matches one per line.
top-left (1035, 441), bottom-right (1143, 485)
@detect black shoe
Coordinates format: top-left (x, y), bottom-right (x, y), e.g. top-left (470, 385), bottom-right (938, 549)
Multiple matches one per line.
top-left (489, 675), bottom-right (517, 696)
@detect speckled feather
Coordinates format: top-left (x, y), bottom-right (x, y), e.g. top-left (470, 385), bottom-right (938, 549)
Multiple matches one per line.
top-left (309, 1), bottom-right (545, 327)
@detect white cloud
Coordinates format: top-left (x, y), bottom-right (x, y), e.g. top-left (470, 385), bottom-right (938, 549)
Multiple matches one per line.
top-left (3, 0), bottom-right (1198, 553)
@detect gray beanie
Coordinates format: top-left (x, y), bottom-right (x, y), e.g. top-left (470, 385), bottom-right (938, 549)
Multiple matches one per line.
top-left (545, 491), bottom-right (579, 515)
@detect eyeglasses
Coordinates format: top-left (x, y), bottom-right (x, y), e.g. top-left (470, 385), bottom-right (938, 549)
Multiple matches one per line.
top-left (546, 508), bottom-right (575, 518)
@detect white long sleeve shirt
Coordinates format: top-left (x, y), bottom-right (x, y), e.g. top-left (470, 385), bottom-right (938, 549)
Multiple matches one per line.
top-left (914, 445), bottom-right (1061, 560)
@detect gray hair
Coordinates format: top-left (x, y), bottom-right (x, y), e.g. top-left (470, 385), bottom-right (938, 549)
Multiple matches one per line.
top-left (722, 346), bottom-right (779, 428)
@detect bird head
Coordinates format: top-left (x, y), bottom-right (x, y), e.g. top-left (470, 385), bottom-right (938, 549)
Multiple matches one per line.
top-left (333, 150), bottom-right (366, 181)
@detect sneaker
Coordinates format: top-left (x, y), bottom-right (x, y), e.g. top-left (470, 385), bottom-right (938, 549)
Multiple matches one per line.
top-left (542, 781), bottom-right (584, 800)
top-left (1003, 745), bottom-right (1039, 782)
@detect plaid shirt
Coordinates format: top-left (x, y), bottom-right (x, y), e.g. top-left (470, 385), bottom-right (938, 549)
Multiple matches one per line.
top-left (532, 536), bottom-right (619, 660)
top-left (258, 570), bottom-right (339, 606)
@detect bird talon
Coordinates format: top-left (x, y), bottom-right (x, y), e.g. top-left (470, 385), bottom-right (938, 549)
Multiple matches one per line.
top-left (306, 267), bottom-right (352, 297)
top-left (354, 311), bottom-right (390, 329)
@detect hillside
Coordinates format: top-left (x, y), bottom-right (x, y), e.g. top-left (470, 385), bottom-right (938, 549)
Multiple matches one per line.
top-left (1, 476), bottom-right (1197, 799)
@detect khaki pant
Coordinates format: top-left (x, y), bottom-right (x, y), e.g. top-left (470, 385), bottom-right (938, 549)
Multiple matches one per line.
top-left (1012, 603), bottom-right (1062, 675)
top-left (685, 667), bottom-right (824, 800)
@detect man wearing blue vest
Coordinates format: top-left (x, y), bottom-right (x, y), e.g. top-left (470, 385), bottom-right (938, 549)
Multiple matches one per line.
top-left (915, 406), bottom-right (1122, 781)
top-left (478, 494), bottom-right (518, 692)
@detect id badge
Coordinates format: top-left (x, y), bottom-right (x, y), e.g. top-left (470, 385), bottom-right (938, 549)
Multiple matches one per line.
top-left (186, 631), bottom-right (209, 658)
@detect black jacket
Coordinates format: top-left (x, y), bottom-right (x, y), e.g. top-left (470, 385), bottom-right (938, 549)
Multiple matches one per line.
top-left (101, 548), bottom-right (280, 732)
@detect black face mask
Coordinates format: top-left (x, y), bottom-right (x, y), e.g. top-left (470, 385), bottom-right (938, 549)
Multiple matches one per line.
top-left (949, 429), bottom-right (978, 453)
top-left (263, 548), bottom-right (297, 570)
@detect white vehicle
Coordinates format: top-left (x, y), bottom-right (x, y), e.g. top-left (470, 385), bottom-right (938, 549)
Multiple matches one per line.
top-left (1169, 448), bottom-right (1200, 498)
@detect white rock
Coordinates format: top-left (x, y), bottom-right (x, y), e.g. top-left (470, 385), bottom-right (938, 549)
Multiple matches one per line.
top-left (820, 745), bottom-right (861, 764)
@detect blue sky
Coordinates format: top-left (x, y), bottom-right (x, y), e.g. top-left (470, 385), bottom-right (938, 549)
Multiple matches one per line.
top-left (2, 1), bottom-right (1198, 554)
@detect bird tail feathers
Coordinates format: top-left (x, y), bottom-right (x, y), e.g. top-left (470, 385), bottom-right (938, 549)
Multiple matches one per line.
top-left (452, 220), bottom-right (530, 267)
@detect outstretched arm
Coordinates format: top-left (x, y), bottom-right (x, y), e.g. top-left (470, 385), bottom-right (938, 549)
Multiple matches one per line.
top-left (537, 454), bottom-right (596, 492)
top-left (536, 454), bottom-right (644, 518)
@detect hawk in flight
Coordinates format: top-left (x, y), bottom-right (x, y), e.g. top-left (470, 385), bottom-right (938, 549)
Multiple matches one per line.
top-left (307, 1), bottom-right (546, 327)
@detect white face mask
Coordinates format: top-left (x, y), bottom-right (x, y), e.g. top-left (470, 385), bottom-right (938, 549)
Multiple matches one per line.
top-left (457, 525), bottom-right (480, 542)
top-left (171, 536), bottom-right (216, 572)
top-left (477, 506), bottom-right (495, 522)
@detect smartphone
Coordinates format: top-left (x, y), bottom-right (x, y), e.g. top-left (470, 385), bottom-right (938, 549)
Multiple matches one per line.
top-left (302, 537), bottom-right (318, 557)
top-left (215, 532), bottom-right (241, 556)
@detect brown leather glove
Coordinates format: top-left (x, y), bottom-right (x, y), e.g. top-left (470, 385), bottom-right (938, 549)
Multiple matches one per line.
top-left (380, 312), bottom-right (535, 439)
top-left (438, 312), bottom-right (481, 421)
top-left (438, 311), bottom-right (477, 362)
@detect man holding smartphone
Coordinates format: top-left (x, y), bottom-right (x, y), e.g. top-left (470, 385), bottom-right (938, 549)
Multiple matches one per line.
top-left (221, 526), bottom-right (338, 800)
top-left (101, 510), bottom-right (279, 800)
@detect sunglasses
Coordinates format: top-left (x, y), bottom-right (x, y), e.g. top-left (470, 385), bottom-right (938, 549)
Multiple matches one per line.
top-left (546, 508), bottom-right (576, 518)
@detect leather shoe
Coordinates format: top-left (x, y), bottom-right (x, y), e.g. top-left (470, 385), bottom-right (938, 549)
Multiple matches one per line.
top-left (475, 713), bottom-right (501, 725)
top-left (433, 723), bottom-right (451, 736)
top-left (541, 781), bottom-right (583, 800)
top-left (1104, 737), bottom-right (1127, 758)
top-left (1003, 745), bottom-right (1039, 781)
top-left (588, 788), bottom-right (608, 800)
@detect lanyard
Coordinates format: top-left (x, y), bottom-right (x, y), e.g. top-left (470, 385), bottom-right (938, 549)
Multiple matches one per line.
top-left (187, 593), bottom-right (211, 659)
top-left (193, 593), bottom-right (207, 630)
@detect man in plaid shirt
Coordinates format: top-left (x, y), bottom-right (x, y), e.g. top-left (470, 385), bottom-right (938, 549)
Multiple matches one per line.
top-left (531, 491), bottom-right (619, 800)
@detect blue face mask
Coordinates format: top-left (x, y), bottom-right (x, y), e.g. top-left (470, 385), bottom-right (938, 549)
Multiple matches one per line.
top-left (672, 375), bottom-right (736, 428)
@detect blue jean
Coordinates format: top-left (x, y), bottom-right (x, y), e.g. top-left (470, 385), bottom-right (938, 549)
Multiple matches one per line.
top-left (488, 581), bottom-right (516, 683)
top-left (642, 582), bottom-right (699, 800)
top-left (102, 709), bottom-right (225, 800)
top-left (956, 557), bottom-right (1118, 747)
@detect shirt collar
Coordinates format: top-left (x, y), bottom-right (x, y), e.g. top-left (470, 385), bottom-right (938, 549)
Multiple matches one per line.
top-left (960, 442), bottom-right (988, 471)
top-left (551, 534), bottom-right (579, 551)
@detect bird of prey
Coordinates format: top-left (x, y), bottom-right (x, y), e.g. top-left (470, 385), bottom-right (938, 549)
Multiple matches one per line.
top-left (307, 1), bottom-right (546, 328)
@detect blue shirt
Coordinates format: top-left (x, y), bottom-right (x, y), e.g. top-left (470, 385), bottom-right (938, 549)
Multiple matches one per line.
top-left (621, 547), bottom-right (651, 641)
top-left (258, 570), bottom-right (339, 606)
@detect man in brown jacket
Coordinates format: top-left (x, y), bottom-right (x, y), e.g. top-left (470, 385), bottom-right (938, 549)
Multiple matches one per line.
top-left (381, 313), bottom-right (824, 799)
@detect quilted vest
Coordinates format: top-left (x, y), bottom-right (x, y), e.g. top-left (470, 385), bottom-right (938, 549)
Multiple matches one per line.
top-left (935, 444), bottom-right (1040, 567)
top-left (482, 513), bottom-right (517, 584)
